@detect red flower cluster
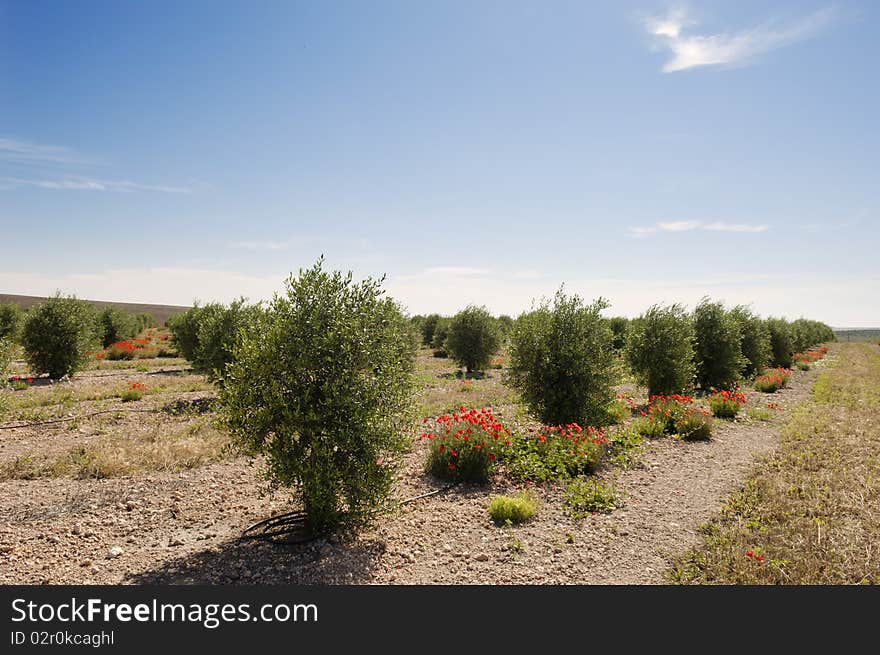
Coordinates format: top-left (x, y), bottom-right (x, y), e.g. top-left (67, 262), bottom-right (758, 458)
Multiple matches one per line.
top-left (708, 389), bottom-right (746, 418)
top-left (746, 551), bottom-right (765, 563)
top-left (9, 375), bottom-right (34, 385)
top-left (421, 407), bottom-right (510, 481)
top-left (128, 381), bottom-right (146, 393)
top-left (755, 368), bottom-right (792, 393)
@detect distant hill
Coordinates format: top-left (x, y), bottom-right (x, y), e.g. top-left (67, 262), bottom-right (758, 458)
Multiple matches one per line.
top-left (833, 328), bottom-right (880, 342)
top-left (0, 293), bottom-right (190, 326)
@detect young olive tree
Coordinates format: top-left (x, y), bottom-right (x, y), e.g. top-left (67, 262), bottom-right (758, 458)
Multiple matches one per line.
top-left (98, 306), bottom-right (136, 348)
top-left (192, 299), bottom-right (262, 381)
top-left (219, 260), bottom-right (416, 533)
top-left (446, 305), bottom-right (500, 375)
top-left (765, 317), bottom-right (794, 368)
top-left (730, 305), bottom-right (772, 378)
top-left (625, 303), bottom-right (696, 396)
top-left (0, 304), bottom-right (23, 342)
top-left (692, 298), bottom-right (745, 390)
top-left (507, 289), bottom-right (617, 426)
top-left (20, 293), bottom-right (99, 379)
top-left (168, 304), bottom-right (204, 362)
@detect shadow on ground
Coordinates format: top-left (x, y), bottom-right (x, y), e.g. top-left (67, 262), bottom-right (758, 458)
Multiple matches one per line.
top-left (124, 532), bottom-right (386, 585)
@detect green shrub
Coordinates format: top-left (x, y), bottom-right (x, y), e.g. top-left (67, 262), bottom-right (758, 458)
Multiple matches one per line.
top-left (625, 304), bottom-right (695, 396)
top-left (97, 307), bottom-right (137, 348)
top-left (168, 304), bottom-right (204, 362)
top-left (796, 361), bottom-right (810, 371)
top-left (707, 390), bottom-right (747, 419)
top-left (765, 318), bottom-right (794, 368)
top-left (504, 424), bottom-right (606, 483)
top-left (0, 304), bottom-right (23, 341)
top-left (431, 317), bottom-right (451, 356)
top-left (420, 314), bottom-right (442, 347)
top-left (645, 393), bottom-right (695, 433)
top-left (693, 298), bottom-right (744, 390)
top-left (675, 409), bottom-right (713, 440)
top-left (489, 491), bottom-right (537, 525)
top-left (605, 399), bottom-right (630, 424)
top-left (20, 293), bottom-right (99, 379)
top-left (120, 382), bottom-right (146, 402)
top-left (607, 316), bottom-right (630, 351)
top-left (606, 425), bottom-right (645, 469)
top-left (730, 305), bottom-right (772, 379)
top-left (105, 346), bottom-right (135, 360)
top-left (0, 336), bottom-right (13, 379)
top-left (133, 312), bottom-right (157, 334)
top-left (507, 289), bottom-right (617, 426)
top-left (632, 416), bottom-right (666, 439)
top-left (754, 368), bottom-right (791, 393)
top-left (423, 407), bottom-right (508, 483)
top-left (446, 305), bottom-right (500, 374)
top-left (192, 299), bottom-right (263, 381)
top-left (220, 259), bottom-right (416, 533)
top-left (564, 478), bottom-right (618, 518)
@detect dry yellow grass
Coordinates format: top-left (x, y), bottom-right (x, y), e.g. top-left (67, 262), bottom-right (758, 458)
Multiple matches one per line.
top-left (0, 418), bottom-right (230, 479)
top-left (669, 343), bottom-right (880, 584)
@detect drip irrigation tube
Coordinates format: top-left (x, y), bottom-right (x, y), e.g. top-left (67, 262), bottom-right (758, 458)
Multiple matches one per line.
top-left (240, 483), bottom-right (459, 545)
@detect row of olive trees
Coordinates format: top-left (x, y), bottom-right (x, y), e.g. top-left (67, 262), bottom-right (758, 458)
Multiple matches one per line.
top-left (0, 296), bottom-right (159, 380)
top-left (624, 299), bottom-right (835, 396)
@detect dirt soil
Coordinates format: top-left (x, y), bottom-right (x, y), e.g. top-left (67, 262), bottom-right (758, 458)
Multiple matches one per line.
top-left (0, 352), bottom-right (826, 585)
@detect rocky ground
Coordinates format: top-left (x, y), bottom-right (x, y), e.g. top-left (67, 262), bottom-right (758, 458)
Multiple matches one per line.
top-left (0, 351), bottom-right (828, 585)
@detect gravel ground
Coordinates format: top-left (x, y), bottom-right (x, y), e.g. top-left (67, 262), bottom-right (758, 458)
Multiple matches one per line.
top-left (0, 356), bottom-right (826, 585)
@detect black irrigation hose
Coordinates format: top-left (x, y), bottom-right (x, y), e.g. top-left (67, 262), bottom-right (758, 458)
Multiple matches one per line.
top-left (0, 408), bottom-right (161, 430)
top-left (240, 483), bottom-right (460, 545)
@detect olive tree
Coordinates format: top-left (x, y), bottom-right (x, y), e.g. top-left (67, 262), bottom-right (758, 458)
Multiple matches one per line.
top-left (508, 289), bottom-right (617, 426)
top-left (219, 260), bottom-right (416, 533)
top-left (692, 298), bottom-right (745, 390)
top-left (20, 293), bottom-right (99, 379)
top-left (625, 303), bottom-right (695, 396)
top-left (445, 305), bottom-right (500, 375)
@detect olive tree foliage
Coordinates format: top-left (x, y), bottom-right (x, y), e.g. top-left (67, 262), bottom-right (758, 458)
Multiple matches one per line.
top-left (192, 299), bottom-right (263, 381)
top-left (625, 303), bottom-right (696, 396)
top-left (419, 314), bottom-right (442, 347)
top-left (0, 337), bottom-right (12, 378)
top-left (0, 303), bottom-right (23, 341)
top-left (730, 305), bottom-right (772, 378)
top-left (791, 318), bottom-right (835, 352)
top-left (507, 289), bottom-right (617, 426)
top-left (168, 304), bottom-right (205, 362)
top-left (20, 293), bottom-right (99, 379)
top-left (97, 306), bottom-right (136, 348)
top-left (765, 317), bottom-right (795, 368)
top-left (692, 298), bottom-right (745, 390)
top-left (607, 316), bottom-right (630, 351)
top-left (219, 260), bottom-right (416, 533)
top-left (446, 305), bottom-right (500, 374)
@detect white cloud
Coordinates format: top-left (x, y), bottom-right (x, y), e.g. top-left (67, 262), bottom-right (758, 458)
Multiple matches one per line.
top-left (228, 240), bottom-right (291, 252)
top-left (657, 220), bottom-right (701, 232)
top-left (0, 137), bottom-right (88, 166)
top-left (423, 267), bottom-right (490, 276)
top-left (702, 221), bottom-right (769, 233)
top-left (628, 220), bottom-right (769, 237)
top-left (645, 5), bottom-right (836, 73)
top-left (0, 176), bottom-right (191, 193)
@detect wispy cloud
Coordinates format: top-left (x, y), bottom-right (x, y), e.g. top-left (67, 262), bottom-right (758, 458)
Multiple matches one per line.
top-left (424, 267), bottom-right (490, 276)
top-left (228, 240), bottom-right (291, 252)
top-left (0, 176), bottom-right (191, 194)
top-left (628, 220), bottom-right (769, 238)
top-left (0, 136), bottom-right (192, 193)
top-left (644, 5), bottom-right (836, 73)
top-left (0, 137), bottom-right (90, 166)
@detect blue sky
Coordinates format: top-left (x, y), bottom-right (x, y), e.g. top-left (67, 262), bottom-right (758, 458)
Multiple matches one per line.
top-left (1, 1), bottom-right (877, 325)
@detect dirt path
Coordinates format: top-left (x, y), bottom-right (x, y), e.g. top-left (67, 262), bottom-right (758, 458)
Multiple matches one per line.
top-left (0, 354), bottom-right (828, 585)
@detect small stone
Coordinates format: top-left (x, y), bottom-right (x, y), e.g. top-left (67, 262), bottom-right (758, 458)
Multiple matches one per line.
top-left (474, 553), bottom-right (489, 562)
top-left (108, 546), bottom-right (124, 558)
top-left (168, 537), bottom-right (185, 547)
top-left (89, 565), bottom-right (100, 574)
